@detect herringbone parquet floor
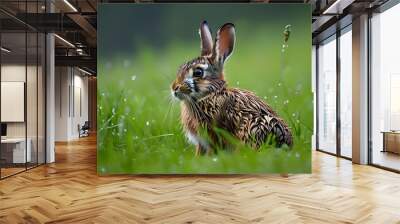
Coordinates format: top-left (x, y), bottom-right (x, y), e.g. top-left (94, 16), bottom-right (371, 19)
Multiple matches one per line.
top-left (1, 135), bottom-right (400, 224)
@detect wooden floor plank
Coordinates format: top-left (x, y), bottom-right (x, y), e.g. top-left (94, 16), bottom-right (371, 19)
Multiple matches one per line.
top-left (0, 135), bottom-right (400, 223)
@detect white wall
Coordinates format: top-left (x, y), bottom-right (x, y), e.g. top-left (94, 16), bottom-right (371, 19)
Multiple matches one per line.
top-left (72, 73), bottom-right (89, 138)
top-left (55, 67), bottom-right (89, 141)
top-left (1, 82), bottom-right (25, 122)
top-left (55, 66), bottom-right (69, 141)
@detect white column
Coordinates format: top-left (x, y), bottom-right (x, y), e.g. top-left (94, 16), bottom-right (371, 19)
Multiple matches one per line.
top-left (45, 1), bottom-right (55, 163)
top-left (352, 14), bottom-right (369, 164)
top-left (46, 33), bottom-right (55, 163)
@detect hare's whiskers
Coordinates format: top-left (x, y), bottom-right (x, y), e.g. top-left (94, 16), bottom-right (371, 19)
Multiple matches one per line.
top-left (162, 88), bottom-right (177, 125)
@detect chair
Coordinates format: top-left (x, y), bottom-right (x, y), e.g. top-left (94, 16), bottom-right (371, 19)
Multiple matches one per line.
top-left (79, 121), bottom-right (90, 138)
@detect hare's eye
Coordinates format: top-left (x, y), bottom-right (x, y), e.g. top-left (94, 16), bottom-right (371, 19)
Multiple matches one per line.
top-left (193, 68), bottom-right (204, 78)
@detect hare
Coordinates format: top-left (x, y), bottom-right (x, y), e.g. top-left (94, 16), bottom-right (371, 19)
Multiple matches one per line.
top-left (171, 21), bottom-right (293, 155)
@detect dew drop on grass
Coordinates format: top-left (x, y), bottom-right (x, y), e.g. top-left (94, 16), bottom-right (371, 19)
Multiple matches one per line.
top-left (112, 108), bottom-right (116, 114)
top-left (292, 113), bottom-right (296, 117)
top-left (131, 75), bottom-right (137, 81)
top-left (123, 98), bottom-right (127, 102)
top-left (105, 62), bottom-right (112, 70)
top-left (123, 59), bottom-right (131, 68)
top-left (278, 82), bottom-right (282, 87)
top-left (124, 128), bottom-right (127, 132)
top-left (146, 121), bottom-right (150, 126)
top-left (263, 96), bottom-right (268, 100)
top-left (236, 81), bottom-right (240, 86)
top-left (296, 83), bottom-right (303, 90)
top-left (274, 95), bottom-right (278, 99)
top-left (295, 153), bottom-right (300, 158)
top-left (212, 157), bottom-right (218, 162)
top-left (284, 100), bottom-right (289, 105)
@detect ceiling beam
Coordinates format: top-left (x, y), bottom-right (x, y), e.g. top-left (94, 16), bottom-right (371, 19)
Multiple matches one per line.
top-left (67, 13), bottom-right (97, 46)
top-left (312, 15), bottom-right (335, 33)
top-left (55, 55), bottom-right (96, 72)
top-left (323, 0), bottom-right (356, 14)
top-left (11, 13), bottom-right (84, 32)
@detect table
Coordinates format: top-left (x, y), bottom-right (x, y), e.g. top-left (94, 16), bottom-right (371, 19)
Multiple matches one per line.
top-left (381, 131), bottom-right (400, 154)
top-left (1, 138), bottom-right (31, 163)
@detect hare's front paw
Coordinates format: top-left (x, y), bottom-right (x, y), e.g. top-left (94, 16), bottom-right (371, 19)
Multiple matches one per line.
top-left (195, 144), bottom-right (203, 156)
top-left (196, 144), bottom-right (213, 156)
top-left (195, 144), bottom-right (209, 156)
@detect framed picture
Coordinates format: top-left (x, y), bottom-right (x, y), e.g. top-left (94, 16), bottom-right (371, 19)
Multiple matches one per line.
top-left (98, 3), bottom-right (312, 174)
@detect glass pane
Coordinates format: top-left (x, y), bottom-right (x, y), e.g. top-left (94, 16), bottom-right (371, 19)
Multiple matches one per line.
top-left (312, 46), bottom-right (317, 150)
top-left (38, 33), bottom-right (45, 164)
top-left (27, 31), bottom-right (38, 169)
top-left (1, 31), bottom-right (27, 177)
top-left (340, 28), bottom-right (352, 158)
top-left (371, 5), bottom-right (400, 171)
top-left (318, 36), bottom-right (337, 154)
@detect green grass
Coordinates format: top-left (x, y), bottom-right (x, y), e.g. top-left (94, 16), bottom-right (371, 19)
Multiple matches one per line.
top-left (98, 27), bottom-right (312, 174)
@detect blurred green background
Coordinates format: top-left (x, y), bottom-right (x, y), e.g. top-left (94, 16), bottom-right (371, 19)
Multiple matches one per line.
top-left (98, 4), bottom-right (312, 174)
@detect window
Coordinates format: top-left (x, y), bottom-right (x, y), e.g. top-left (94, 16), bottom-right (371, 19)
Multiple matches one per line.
top-left (0, 2), bottom-right (46, 179)
top-left (316, 25), bottom-right (353, 159)
top-left (370, 3), bottom-right (400, 171)
top-left (317, 35), bottom-right (337, 154)
top-left (339, 27), bottom-right (352, 158)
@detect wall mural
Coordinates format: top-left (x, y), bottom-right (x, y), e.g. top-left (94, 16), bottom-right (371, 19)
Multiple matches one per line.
top-left (98, 4), bottom-right (312, 174)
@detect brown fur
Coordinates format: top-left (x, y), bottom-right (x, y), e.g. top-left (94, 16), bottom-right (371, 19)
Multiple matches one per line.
top-left (171, 21), bottom-right (293, 155)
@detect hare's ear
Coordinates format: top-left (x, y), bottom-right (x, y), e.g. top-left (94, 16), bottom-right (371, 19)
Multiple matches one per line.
top-left (199, 21), bottom-right (213, 56)
top-left (213, 23), bottom-right (235, 66)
